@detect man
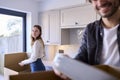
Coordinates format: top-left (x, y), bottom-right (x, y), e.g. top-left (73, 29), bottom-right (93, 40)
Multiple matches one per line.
top-left (75, 0), bottom-right (120, 66)
top-left (54, 0), bottom-right (120, 79)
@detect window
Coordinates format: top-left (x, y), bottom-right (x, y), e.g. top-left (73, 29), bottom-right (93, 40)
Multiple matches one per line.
top-left (0, 8), bottom-right (26, 54)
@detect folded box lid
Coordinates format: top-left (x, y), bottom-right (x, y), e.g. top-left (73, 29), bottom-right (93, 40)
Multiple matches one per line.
top-left (5, 52), bottom-right (30, 72)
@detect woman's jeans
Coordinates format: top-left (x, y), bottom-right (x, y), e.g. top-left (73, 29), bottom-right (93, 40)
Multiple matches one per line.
top-left (30, 59), bottom-right (45, 72)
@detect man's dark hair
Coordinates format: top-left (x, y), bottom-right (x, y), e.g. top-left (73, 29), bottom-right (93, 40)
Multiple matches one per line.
top-left (88, 0), bottom-right (120, 4)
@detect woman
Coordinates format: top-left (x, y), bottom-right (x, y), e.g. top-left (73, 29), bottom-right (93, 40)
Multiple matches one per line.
top-left (19, 25), bottom-right (46, 72)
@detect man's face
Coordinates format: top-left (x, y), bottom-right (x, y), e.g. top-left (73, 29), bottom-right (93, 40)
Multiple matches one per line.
top-left (91, 0), bottom-right (120, 18)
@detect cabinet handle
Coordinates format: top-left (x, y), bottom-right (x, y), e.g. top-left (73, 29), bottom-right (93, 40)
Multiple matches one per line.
top-left (75, 22), bottom-right (78, 25)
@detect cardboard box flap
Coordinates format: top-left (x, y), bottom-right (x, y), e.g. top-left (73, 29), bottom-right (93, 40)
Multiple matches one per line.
top-left (95, 65), bottom-right (120, 79)
top-left (7, 64), bottom-right (29, 72)
top-left (10, 71), bottom-right (63, 80)
top-left (5, 52), bottom-right (28, 67)
top-left (5, 52), bottom-right (30, 72)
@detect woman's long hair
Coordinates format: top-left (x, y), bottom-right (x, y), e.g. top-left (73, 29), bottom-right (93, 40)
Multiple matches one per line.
top-left (31, 25), bottom-right (44, 47)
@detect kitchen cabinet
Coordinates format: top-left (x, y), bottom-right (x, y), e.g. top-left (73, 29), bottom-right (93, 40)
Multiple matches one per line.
top-left (60, 4), bottom-right (96, 28)
top-left (39, 4), bottom-right (97, 45)
top-left (39, 10), bottom-right (60, 45)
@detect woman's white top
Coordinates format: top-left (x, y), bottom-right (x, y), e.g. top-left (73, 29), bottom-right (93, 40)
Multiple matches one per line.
top-left (21, 39), bottom-right (45, 65)
top-left (101, 24), bottom-right (120, 66)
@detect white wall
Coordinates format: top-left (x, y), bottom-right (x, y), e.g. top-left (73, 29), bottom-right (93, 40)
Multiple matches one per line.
top-left (39, 0), bottom-right (86, 12)
top-left (38, 0), bottom-right (87, 60)
top-left (0, 0), bottom-right (87, 61)
top-left (0, 53), bottom-right (4, 74)
top-left (0, 0), bottom-right (40, 52)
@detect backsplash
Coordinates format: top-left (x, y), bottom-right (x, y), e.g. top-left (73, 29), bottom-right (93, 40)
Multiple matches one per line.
top-left (44, 28), bottom-right (85, 60)
top-left (58, 28), bottom-right (85, 58)
top-left (70, 28), bottom-right (85, 44)
top-left (56, 44), bottom-right (80, 58)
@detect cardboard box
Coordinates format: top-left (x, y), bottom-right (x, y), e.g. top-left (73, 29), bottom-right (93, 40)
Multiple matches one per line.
top-left (4, 52), bottom-right (30, 80)
top-left (9, 70), bottom-right (63, 80)
top-left (6, 53), bottom-right (120, 80)
top-left (9, 65), bottom-right (120, 80)
top-left (54, 55), bottom-right (120, 80)
top-left (95, 65), bottom-right (120, 79)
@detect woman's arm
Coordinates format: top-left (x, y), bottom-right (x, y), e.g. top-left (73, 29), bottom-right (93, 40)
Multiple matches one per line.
top-left (19, 40), bottom-right (43, 66)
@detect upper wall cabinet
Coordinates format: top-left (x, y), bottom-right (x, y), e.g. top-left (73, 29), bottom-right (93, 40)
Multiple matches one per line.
top-left (60, 4), bottom-right (96, 28)
top-left (39, 10), bottom-right (60, 45)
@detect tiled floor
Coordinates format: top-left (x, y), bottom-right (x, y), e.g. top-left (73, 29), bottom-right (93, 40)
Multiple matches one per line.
top-left (0, 74), bottom-right (4, 80)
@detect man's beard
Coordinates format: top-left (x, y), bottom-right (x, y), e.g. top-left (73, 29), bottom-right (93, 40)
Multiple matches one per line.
top-left (96, 2), bottom-right (120, 18)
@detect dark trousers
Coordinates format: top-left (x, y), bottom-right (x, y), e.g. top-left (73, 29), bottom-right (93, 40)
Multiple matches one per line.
top-left (30, 59), bottom-right (45, 72)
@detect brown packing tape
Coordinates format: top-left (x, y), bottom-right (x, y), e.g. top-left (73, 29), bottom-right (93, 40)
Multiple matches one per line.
top-left (10, 71), bottom-right (63, 80)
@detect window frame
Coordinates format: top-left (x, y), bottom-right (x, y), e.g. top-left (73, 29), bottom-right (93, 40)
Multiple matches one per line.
top-left (0, 8), bottom-right (26, 52)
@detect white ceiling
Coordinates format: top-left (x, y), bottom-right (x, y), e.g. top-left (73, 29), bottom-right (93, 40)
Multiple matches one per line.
top-left (33, 0), bottom-right (49, 2)
top-left (33, 0), bottom-right (60, 2)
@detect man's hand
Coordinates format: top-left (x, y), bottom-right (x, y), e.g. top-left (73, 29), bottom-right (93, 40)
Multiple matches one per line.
top-left (53, 53), bottom-right (71, 80)
top-left (53, 68), bottom-right (71, 80)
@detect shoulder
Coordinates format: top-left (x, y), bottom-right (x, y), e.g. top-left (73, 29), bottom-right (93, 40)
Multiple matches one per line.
top-left (32, 40), bottom-right (41, 49)
top-left (34, 39), bottom-right (43, 46)
top-left (33, 40), bottom-right (40, 46)
top-left (34, 39), bottom-right (42, 44)
top-left (34, 40), bottom-right (40, 44)
top-left (85, 20), bottom-right (101, 33)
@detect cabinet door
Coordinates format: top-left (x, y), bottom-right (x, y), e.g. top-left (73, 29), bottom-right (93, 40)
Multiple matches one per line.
top-left (39, 12), bottom-right (49, 44)
top-left (60, 4), bottom-right (96, 28)
top-left (39, 10), bottom-right (60, 45)
top-left (48, 10), bottom-right (60, 45)
top-left (78, 5), bottom-right (96, 25)
top-left (61, 7), bottom-right (80, 27)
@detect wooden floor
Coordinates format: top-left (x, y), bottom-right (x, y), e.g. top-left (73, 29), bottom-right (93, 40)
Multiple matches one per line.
top-left (0, 74), bottom-right (3, 80)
